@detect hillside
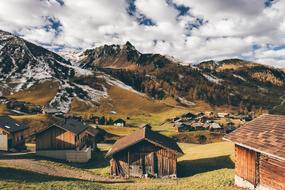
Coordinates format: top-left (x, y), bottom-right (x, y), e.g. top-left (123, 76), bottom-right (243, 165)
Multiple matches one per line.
top-left (72, 43), bottom-right (285, 114)
top-left (0, 30), bottom-right (165, 115)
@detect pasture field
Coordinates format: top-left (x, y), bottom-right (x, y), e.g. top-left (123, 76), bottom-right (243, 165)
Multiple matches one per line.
top-left (0, 141), bottom-right (239, 190)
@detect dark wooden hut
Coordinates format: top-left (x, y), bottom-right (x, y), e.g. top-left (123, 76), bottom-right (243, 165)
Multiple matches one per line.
top-left (224, 114), bottom-right (285, 190)
top-left (106, 124), bottom-right (183, 178)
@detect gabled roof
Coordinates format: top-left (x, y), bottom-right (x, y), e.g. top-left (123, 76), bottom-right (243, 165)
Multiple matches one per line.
top-left (0, 116), bottom-right (27, 133)
top-left (224, 114), bottom-right (285, 161)
top-left (209, 123), bottom-right (222, 129)
top-left (86, 126), bottom-right (105, 137)
top-left (106, 125), bottom-right (183, 157)
top-left (36, 118), bottom-right (89, 136)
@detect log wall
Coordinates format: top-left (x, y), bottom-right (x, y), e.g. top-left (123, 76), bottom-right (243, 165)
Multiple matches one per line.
top-left (259, 155), bottom-right (285, 190)
top-left (110, 140), bottom-right (177, 178)
top-left (36, 126), bottom-right (76, 150)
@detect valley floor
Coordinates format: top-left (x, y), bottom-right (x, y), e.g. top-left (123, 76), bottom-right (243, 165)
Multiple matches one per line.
top-left (0, 142), bottom-right (240, 190)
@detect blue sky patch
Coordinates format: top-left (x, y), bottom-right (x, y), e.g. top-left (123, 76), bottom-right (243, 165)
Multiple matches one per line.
top-left (126, 0), bottom-right (156, 26)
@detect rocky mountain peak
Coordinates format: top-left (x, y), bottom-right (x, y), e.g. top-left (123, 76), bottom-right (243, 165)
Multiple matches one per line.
top-left (122, 41), bottom-right (136, 51)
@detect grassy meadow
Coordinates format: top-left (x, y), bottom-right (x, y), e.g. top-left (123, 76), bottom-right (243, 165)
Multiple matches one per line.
top-left (8, 80), bottom-right (59, 106)
top-left (0, 141), bottom-right (239, 190)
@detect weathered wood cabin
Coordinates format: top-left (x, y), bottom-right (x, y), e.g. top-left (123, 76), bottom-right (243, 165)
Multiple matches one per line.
top-left (0, 116), bottom-right (27, 151)
top-left (224, 114), bottom-right (285, 190)
top-left (106, 124), bottom-right (183, 178)
top-left (35, 118), bottom-right (96, 162)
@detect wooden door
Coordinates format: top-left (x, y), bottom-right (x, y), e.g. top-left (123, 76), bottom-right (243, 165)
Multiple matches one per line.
top-left (235, 145), bottom-right (257, 185)
top-left (145, 152), bottom-right (156, 176)
top-left (129, 153), bottom-right (143, 177)
top-left (0, 134), bottom-right (8, 151)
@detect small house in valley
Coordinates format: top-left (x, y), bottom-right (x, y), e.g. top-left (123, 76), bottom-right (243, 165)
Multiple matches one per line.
top-left (224, 114), bottom-right (285, 190)
top-left (191, 122), bottom-right (205, 131)
top-left (208, 123), bottom-right (222, 133)
top-left (0, 116), bottom-right (27, 151)
top-left (174, 122), bottom-right (192, 132)
top-left (106, 124), bottom-right (183, 178)
top-left (181, 112), bottom-right (196, 119)
top-left (35, 118), bottom-right (96, 163)
top-left (113, 118), bottom-right (126, 127)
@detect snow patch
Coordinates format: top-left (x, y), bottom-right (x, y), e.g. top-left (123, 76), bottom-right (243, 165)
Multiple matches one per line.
top-left (97, 73), bottom-right (145, 96)
top-left (233, 74), bottom-right (246, 81)
top-left (73, 83), bottom-right (108, 103)
top-left (57, 61), bottom-right (93, 77)
top-left (48, 82), bottom-right (72, 113)
top-left (202, 73), bottom-right (223, 84)
top-left (59, 51), bottom-right (82, 63)
top-left (177, 97), bottom-right (196, 106)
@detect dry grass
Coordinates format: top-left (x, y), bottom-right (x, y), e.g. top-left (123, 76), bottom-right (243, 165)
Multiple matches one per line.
top-left (102, 86), bottom-right (173, 115)
top-left (8, 80), bottom-right (59, 106)
top-left (69, 97), bottom-right (96, 116)
top-left (0, 104), bottom-right (8, 115)
top-left (97, 125), bottom-right (137, 136)
top-left (12, 114), bottom-right (59, 135)
top-left (217, 63), bottom-right (258, 71)
top-left (0, 141), bottom-right (238, 190)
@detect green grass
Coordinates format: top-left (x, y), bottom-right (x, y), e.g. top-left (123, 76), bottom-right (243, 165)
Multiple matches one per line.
top-left (97, 124), bottom-right (223, 144)
top-left (0, 142), bottom-right (239, 190)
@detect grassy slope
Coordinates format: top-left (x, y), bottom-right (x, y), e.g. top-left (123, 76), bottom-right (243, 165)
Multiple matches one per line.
top-left (8, 80), bottom-right (59, 106)
top-left (81, 86), bottom-right (236, 133)
top-left (0, 141), bottom-right (239, 190)
top-left (0, 104), bottom-right (8, 115)
top-left (11, 114), bottom-right (59, 135)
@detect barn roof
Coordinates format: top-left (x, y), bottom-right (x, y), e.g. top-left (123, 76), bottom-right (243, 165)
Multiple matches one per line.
top-left (0, 116), bottom-right (27, 133)
top-left (224, 114), bottom-right (285, 161)
top-left (86, 126), bottom-right (105, 137)
top-left (106, 125), bottom-right (183, 157)
top-left (36, 118), bottom-right (89, 136)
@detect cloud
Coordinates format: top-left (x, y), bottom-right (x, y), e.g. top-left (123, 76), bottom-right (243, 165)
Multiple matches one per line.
top-left (0, 0), bottom-right (285, 67)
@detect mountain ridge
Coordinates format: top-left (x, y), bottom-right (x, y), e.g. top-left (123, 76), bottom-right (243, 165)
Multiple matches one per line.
top-left (1, 30), bottom-right (285, 114)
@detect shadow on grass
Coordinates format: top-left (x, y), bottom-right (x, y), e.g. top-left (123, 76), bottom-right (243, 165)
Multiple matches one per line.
top-left (177, 155), bottom-right (234, 177)
top-left (66, 151), bottom-right (110, 170)
top-left (0, 151), bottom-right (37, 160)
top-left (0, 166), bottom-right (79, 183)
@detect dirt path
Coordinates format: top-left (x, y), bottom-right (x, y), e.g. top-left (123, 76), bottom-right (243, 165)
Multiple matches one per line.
top-left (0, 154), bottom-right (129, 183)
top-left (273, 94), bottom-right (285, 110)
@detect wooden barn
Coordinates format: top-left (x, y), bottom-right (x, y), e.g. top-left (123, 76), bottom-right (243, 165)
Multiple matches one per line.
top-left (35, 118), bottom-right (96, 162)
top-left (0, 116), bottom-right (27, 151)
top-left (106, 124), bottom-right (183, 178)
top-left (224, 114), bottom-right (285, 190)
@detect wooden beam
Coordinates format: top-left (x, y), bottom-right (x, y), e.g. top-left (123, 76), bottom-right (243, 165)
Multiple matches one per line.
top-left (128, 151), bottom-right (130, 178)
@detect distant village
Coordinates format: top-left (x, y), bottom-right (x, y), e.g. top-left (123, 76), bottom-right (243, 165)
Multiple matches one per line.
top-left (0, 97), bottom-right (254, 133)
top-left (170, 111), bottom-right (253, 134)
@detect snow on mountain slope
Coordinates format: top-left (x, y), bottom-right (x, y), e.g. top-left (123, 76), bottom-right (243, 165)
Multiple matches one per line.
top-left (0, 30), bottom-right (146, 113)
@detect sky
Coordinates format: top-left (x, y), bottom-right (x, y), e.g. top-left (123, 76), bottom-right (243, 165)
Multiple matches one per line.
top-left (1, 0), bottom-right (285, 67)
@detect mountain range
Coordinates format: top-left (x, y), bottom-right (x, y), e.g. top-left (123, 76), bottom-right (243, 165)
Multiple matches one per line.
top-left (1, 29), bottom-right (285, 115)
